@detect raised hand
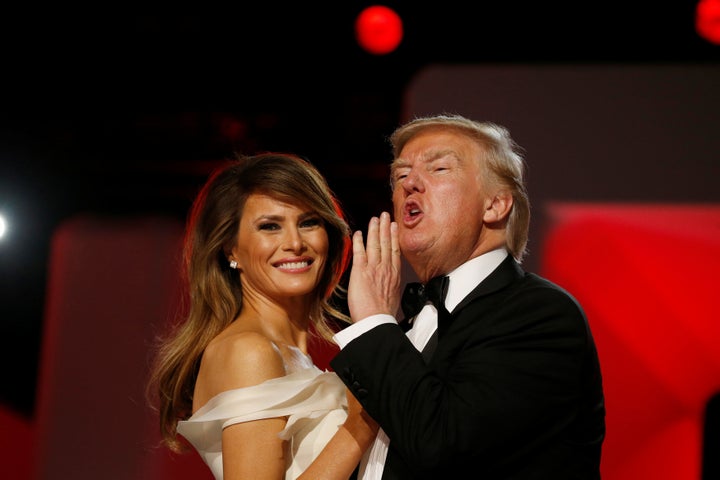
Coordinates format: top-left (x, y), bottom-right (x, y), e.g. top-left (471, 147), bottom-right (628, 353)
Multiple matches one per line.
top-left (347, 211), bottom-right (402, 322)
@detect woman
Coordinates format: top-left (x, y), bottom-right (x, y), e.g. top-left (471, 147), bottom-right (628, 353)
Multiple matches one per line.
top-left (148, 152), bottom-right (377, 479)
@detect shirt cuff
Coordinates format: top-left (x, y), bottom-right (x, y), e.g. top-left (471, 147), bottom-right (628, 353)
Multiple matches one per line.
top-left (333, 314), bottom-right (397, 348)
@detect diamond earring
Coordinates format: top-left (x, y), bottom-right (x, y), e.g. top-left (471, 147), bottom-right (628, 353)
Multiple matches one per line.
top-left (229, 260), bottom-right (238, 269)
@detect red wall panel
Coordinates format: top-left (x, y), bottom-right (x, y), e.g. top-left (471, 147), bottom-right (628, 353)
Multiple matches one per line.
top-left (541, 203), bottom-right (720, 480)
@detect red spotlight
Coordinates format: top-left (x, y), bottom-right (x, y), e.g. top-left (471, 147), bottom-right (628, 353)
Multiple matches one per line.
top-left (696, 0), bottom-right (720, 44)
top-left (355, 5), bottom-right (403, 55)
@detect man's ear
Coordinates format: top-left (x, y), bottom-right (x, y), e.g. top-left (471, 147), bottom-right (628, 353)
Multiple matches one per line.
top-left (483, 191), bottom-right (513, 224)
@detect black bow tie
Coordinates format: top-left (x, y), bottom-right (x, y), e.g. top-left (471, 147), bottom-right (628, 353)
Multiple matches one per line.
top-left (401, 275), bottom-right (449, 319)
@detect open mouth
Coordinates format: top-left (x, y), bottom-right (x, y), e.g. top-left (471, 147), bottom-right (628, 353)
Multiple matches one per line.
top-left (404, 200), bottom-right (422, 221)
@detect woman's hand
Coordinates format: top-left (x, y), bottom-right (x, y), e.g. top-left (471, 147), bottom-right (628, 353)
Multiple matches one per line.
top-left (297, 389), bottom-right (378, 480)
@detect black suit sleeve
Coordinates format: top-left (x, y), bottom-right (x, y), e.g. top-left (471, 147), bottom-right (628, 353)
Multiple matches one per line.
top-left (330, 271), bottom-right (604, 478)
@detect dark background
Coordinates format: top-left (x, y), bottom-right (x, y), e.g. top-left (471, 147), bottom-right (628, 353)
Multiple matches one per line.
top-left (1, 2), bottom-right (718, 417)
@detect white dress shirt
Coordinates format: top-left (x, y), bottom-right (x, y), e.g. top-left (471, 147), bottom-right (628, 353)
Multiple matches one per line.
top-left (333, 248), bottom-right (508, 479)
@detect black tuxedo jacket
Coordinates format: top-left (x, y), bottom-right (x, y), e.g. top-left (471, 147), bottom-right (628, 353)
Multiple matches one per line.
top-left (331, 255), bottom-right (605, 479)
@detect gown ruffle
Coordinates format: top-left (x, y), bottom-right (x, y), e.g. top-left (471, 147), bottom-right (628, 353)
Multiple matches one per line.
top-left (177, 366), bottom-right (348, 479)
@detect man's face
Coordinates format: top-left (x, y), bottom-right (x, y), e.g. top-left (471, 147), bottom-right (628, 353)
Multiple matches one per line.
top-left (390, 129), bottom-right (490, 277)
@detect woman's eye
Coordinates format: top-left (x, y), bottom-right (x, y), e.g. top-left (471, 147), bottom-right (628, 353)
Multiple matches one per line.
top-left (300, 218), bottom-right (322, 228)
top-left (258, 222), bottom-right (280, 231)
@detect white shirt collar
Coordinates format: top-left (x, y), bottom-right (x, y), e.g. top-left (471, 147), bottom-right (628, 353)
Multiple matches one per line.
top-left (444, 248), bottom-right (508, 312)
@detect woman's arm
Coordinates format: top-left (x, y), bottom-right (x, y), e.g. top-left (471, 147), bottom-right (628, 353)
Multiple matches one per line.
top-left (200, 332), bottom-right (289, 480)
top-left (298, 388), bottom-right (378, 480)
top-left (223, 416), bottom-right (288, 479)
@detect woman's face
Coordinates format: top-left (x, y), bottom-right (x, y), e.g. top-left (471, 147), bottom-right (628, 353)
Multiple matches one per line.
top-left (230, 193), bottom-right (329, 302)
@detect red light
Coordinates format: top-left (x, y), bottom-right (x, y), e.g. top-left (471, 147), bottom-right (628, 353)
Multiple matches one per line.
top-left (696, 0), bottom-right (720, 45)
top-left (355, 5), bottom-right (403, 55)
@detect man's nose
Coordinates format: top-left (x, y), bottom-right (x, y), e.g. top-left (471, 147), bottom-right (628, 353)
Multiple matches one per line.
top-left (400, 170), bottom-right (424, 192)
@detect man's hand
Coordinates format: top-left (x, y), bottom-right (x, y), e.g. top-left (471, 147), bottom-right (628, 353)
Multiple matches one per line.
top-left (347, 211), bottom-right (402, 321)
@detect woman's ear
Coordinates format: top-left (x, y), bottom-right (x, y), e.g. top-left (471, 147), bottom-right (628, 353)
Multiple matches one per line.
top-left (483, 191), bottom-right (513, 224)
top-left (227, 249), bottom-right (240, 270)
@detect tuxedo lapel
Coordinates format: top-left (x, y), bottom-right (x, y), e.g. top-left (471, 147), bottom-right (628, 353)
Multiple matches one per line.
top-left (437, 256), bottom-right (524, 340)
top-left (451, 255), bottom-right (524, 314)
top-left (408, 257), bottom-right (524, 363)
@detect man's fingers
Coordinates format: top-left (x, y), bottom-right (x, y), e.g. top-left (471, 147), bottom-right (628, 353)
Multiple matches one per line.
top-left (352, 230), bottom-right (367, 266)
top-left (355, 212), bottom-right (398, 268)
top-left (391, 220), bottom-right (401, 271)
top-left (365, 215), bottom-right (381, 264)
top-left (379, 212), bottom-right (392, 264)
top-left (347, 212), bottom-right (403, 320)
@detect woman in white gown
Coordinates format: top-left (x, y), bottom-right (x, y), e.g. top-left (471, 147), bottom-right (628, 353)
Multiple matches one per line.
top-left (148, 153), bottom-right (377, 479)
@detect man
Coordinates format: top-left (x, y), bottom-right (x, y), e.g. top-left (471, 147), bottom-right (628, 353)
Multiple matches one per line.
top-left (331, 114), bottom-right (605, 479)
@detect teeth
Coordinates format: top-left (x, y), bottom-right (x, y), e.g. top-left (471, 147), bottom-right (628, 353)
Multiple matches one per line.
top-left (410, 208), bottom-right (420, 215)
top-left (278, 261), bottom-right (309, 269)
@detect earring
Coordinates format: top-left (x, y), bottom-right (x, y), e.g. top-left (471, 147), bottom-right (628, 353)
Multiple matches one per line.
top-left (229, 260), bottom-right (238, 269)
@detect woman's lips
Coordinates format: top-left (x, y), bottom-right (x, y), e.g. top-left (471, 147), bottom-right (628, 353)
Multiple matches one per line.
top-left (273, 257), bottom-right (313, 271)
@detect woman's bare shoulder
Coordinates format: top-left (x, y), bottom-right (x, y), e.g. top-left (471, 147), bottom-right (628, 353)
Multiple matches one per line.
top-left (193, 331), bottom-right (286, 408)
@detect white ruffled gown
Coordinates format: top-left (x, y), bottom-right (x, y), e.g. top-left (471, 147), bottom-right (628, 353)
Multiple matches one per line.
top-left (177, 346), bottom-right (348, 479)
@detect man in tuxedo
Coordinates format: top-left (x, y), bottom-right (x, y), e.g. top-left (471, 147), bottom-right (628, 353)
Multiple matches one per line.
top-left (331, 114), bottom-right (606, 479)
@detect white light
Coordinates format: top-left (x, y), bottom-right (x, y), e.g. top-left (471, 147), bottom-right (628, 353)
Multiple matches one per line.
top-left (0, 214), bottom-right (6, 239)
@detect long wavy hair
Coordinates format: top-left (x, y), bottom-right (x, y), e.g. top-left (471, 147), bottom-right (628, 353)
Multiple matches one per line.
top-left (147, 152), bottom-right (351, 452)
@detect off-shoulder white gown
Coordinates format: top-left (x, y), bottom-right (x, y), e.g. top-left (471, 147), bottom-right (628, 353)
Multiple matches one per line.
top-left (177, 345), bottom-right (348, 479)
